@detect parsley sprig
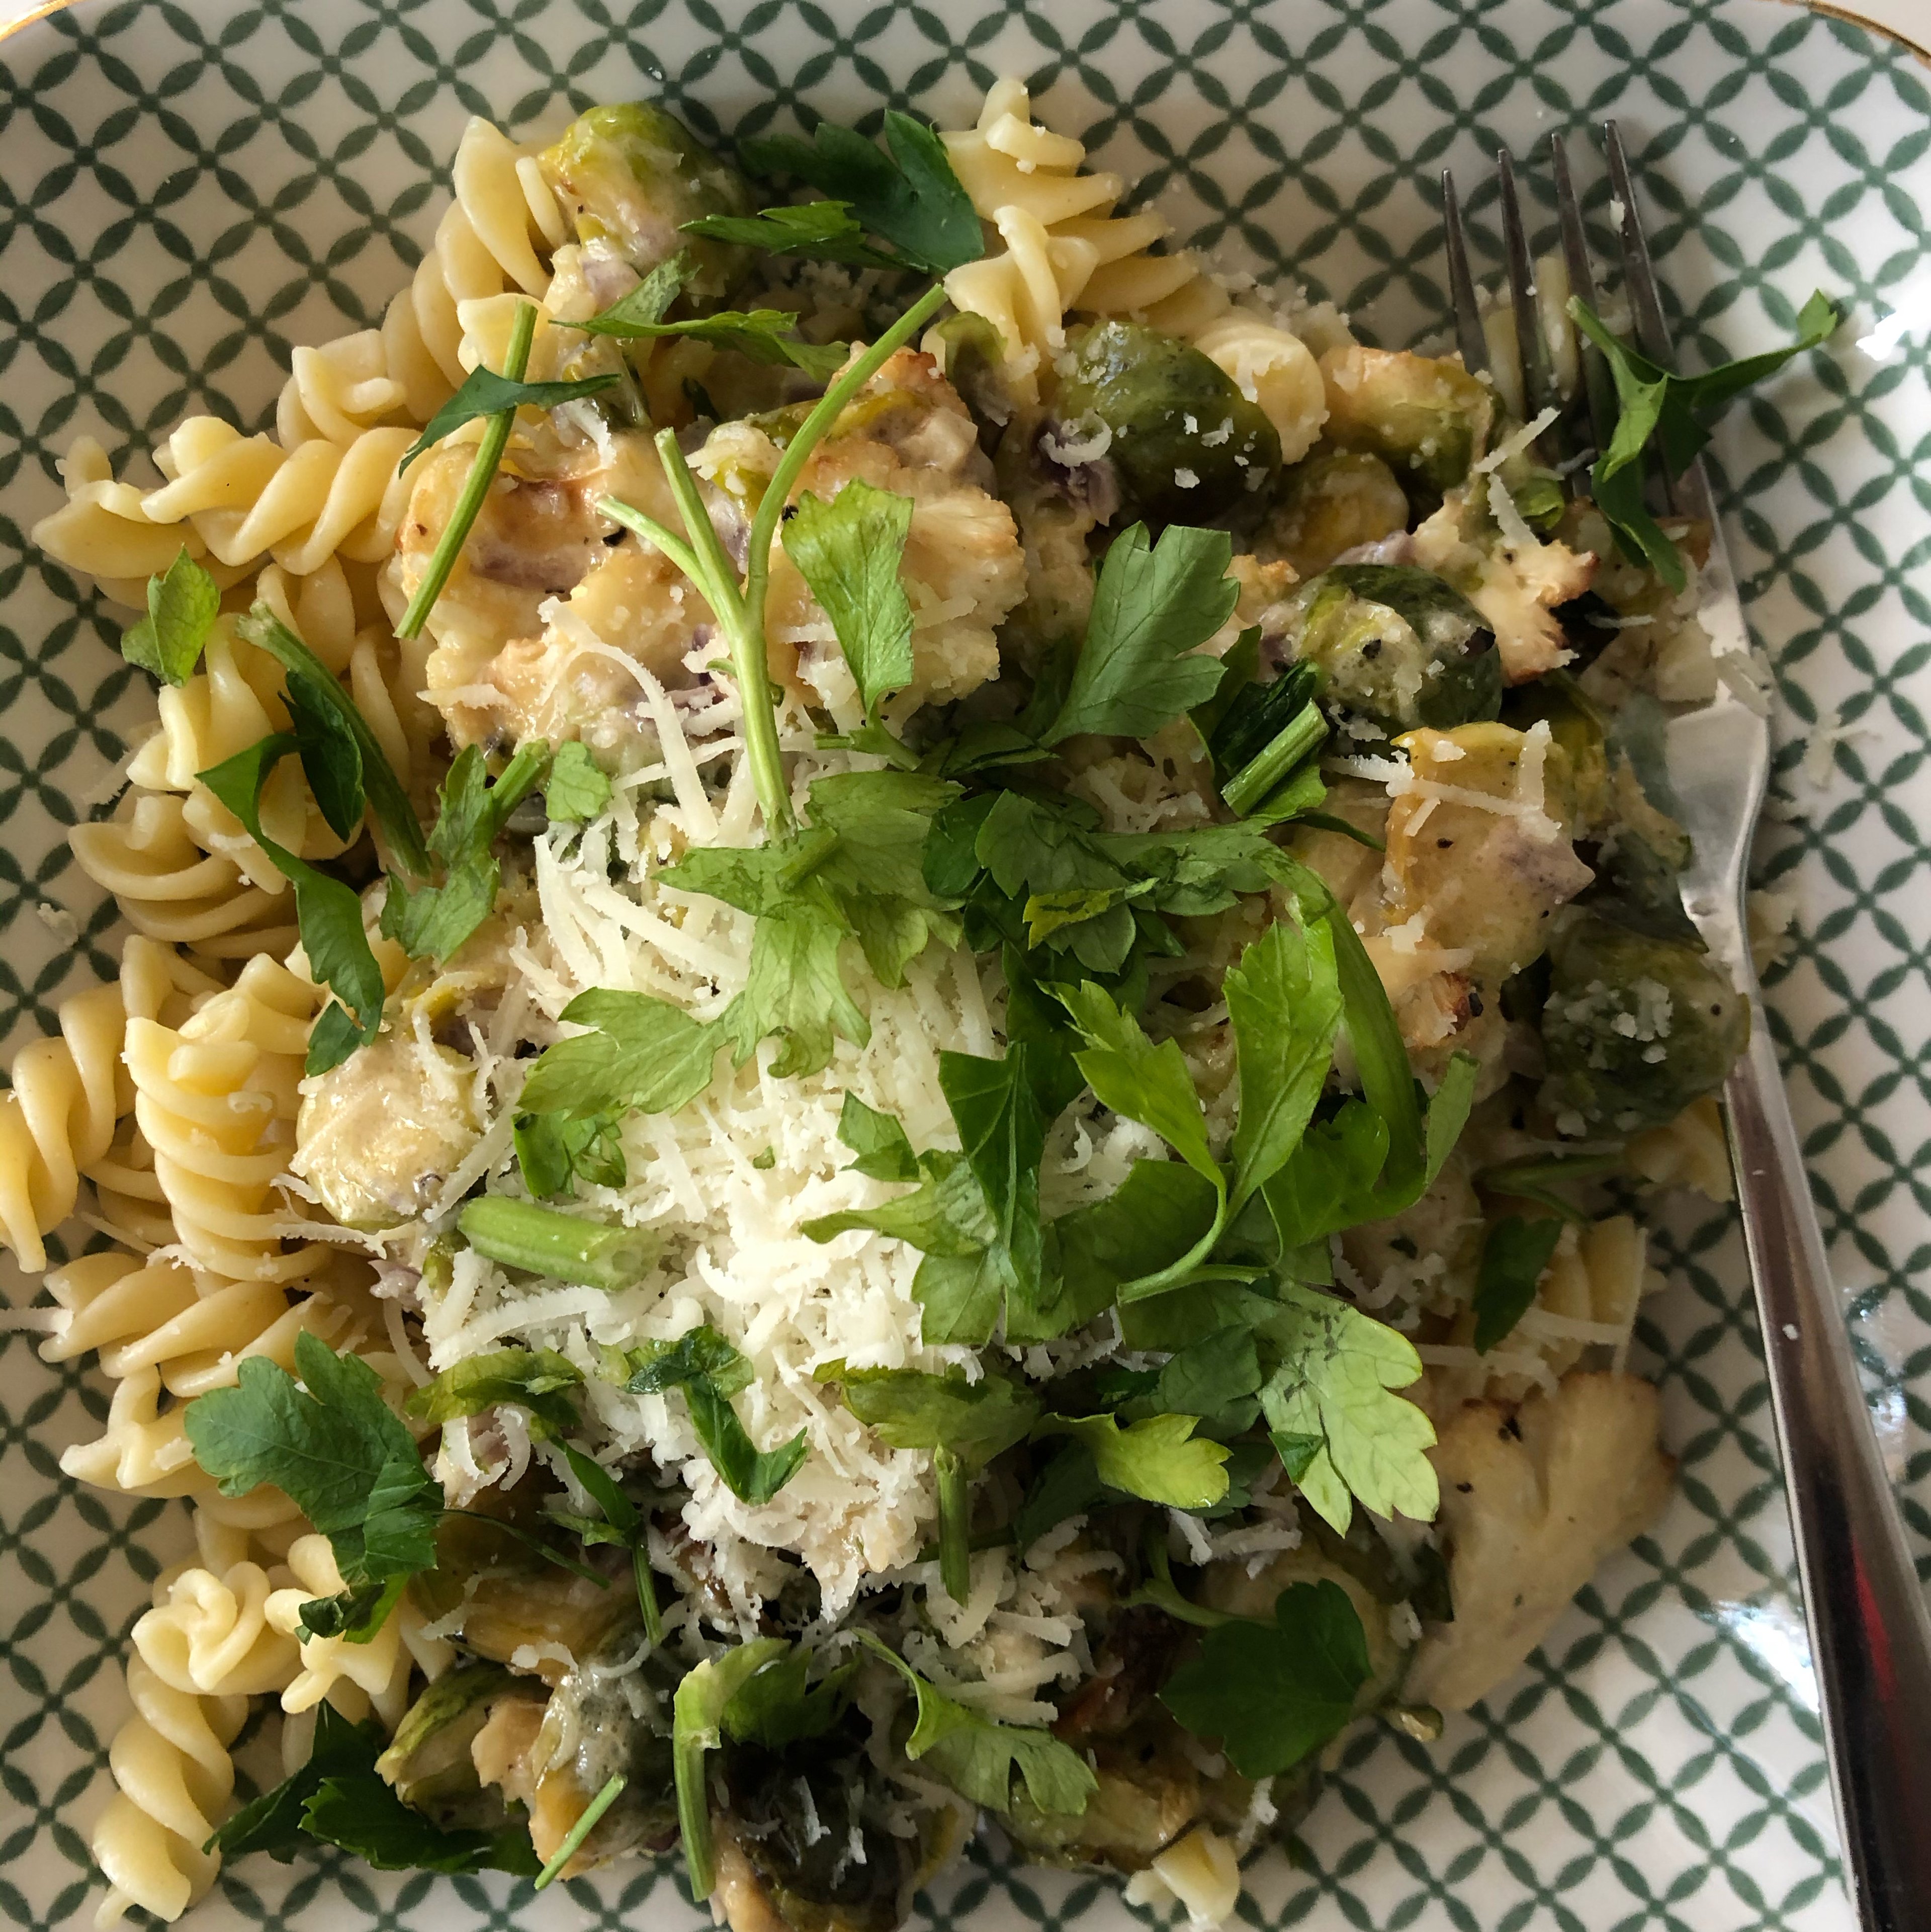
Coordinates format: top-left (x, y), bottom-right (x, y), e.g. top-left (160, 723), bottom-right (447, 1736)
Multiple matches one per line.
top-left (1569, 290), bottom-right (1839, 590)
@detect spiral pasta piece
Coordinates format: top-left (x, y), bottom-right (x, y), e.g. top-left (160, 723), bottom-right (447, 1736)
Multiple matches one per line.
top-left (85, 1117), bottom-right (180, 1252)
top-left (0, 939), bottom-right (216, 1272)
top-left (125, 957), bottom-right (329, 1286)
top-left (265, 1535), bottom-right (454, 1729)
top-left (144, 416), bottom-right (420, 579)
top-left (91, 1650), bottom-right (243, 1926)
top-left (275, 329), bottom-right (409, 449)
top-left (252, 555), bottom-right (376, 675)
top-left (61, 1366), bottom-right (211, 1497)
top-left (53, 1251), bottom-right (378, 1499)
top-left (32, 439), bottom-right (224, 611)
top-left (134, 1559), bottom-right (302, 1700)
top-left (1627, 1095), bottom-right (1733, 1202)
top-left (379, 115), bottom-right (563, 419)
top-left (937, 79), bottom-right (1328, 458)
top-left (71, 796), bottom-right (301, 961)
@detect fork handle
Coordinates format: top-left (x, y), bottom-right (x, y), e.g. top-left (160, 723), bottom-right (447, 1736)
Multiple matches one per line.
top-left (1724, 1024), bottom-right (1931, 1927)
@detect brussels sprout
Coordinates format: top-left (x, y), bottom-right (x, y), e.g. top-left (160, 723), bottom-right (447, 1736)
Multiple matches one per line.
top-left (542, 103), bottom-right (754, 303)
top-left (1005, 1733), bottom-right (1201, 1874)
top-left (1539, 914), bottom-right (1749, 1134)
top-left (1318, 345), bottom-right (1496, 503)
top-left (1502, 674), bottom-right (1610, 835)
top-left (1589, 749), bottom-right (1701, 946)
top-left (1049, 320), bottom-right (1281, 525)
top-left (930, 310), bottom-right (1015, 453)
top-left (414, 1507), bottom-right (638, 1670)
top-left (378, 1664), bottom-right (544, 1826)
top-left (293, 1034), bottom-right (481, 1230)
top-left (1260, 447), bottom-right (1411, 576)
top-left (719, 1731), bottom-right (930, 1932)
top-left (1287, 563), bottom-right (1502, 737)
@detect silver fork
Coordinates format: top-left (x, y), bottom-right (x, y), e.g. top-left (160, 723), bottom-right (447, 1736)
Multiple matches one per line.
top-left (1444, 127), bottom-right (1931, 1931)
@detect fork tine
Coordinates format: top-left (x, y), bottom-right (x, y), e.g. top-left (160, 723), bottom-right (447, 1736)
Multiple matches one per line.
top-left (1603, 121), bottom-right (1675, 369)
top-left (1550, 130), bottom-right (1617, 458)
top-left (1603, 120), bottom-right (1679, 508)
top-left (1496, 148), bottom-right (1548, 426)
top-left (1440, 169), bottom-right (1489, 376)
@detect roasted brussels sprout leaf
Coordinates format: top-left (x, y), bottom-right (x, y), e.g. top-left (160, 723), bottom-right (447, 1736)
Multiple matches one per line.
top-left (1319, 345), bottom-right (1495, 502)
top-left (1286, 563), bottom-right (1502, 738)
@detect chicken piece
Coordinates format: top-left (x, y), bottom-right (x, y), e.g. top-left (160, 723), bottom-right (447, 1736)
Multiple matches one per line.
top-left (394, 425), bottom-right (701, 761)
top-left (739, 346), bottom-right (1027, 716)
top-left (1379, 722), bottom-right (1594, 982)
top-left (1405, 1370), bottom-right (1675, 1712)
top-left (1284, 775), bottom-right (1388, 908)
top-left (1411, 482), bottom-right (1596, 683)
top-left (397, 349), bottom-right (1026, 768)
top-left (293, 1031), bottom-right (481, 1229)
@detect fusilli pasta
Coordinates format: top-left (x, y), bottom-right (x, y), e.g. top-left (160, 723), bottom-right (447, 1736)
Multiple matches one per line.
top-left (936, 78), bottom-right (1327, 459)
top-left (0, 938), bottom-right (216, 1271)
top-left (378, 115), bottom-right (564, 419)
top-left (265, 1535), bottom-right (453, 1729)
top-left (125, 956), bottom-right (329, 1286)
top-left (90, 1645), bottom-right (243, 1925)
top-left (90, 1494), bottom-right (319, 1928)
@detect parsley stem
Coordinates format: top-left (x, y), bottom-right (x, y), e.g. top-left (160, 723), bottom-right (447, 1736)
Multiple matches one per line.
top-left (533, 1771), bottom-right (626, 1889)
top-left (934, 1446), bottom-right (971, 1604)
top-left (1117, 1184), bottom-right (1228, 1303)
top-left (595, 495), bottom-right (710, 588)
top-left (398, 297), bottom-right (538, 642)
top-left (740, 281), bottom-right (949, 661)
top-left (457, 1196), bottom-right (659, 1292)
top-left (634, 1539), bottom-right (664, 1645)
top-left (1222, 701), bottom-right (1329, 816)
top-left (655, 426), bottom-right (795, 839)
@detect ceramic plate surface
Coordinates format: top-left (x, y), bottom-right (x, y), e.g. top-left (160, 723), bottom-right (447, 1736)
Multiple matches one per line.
top-left (1, 2), bottom-right (1926, 1928)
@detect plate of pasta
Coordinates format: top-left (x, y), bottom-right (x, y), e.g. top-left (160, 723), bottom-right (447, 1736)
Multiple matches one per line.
top-left (2, 4), bottom-right (1925, 1932)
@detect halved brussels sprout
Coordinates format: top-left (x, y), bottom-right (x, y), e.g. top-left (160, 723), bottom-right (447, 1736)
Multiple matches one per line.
top-left (293, 1033), bottom-right (482, 1231)
top-left (542, 103), bottom-right (754, 303)
top-left (719, 1732), bottom-right (934, 1932)
top-left (1004, 1728), bottom-right (1202, 1874)
top-left (1049, 320), bottom-right (1281, 525)
top-left (1539, 914), bottom-right (1749, 1134)
top-left (1260, 447), bottom-right (1410, 576)
top-left (1286, 562), bottom-right (1502, 737)
top-left (1502, 674), bottom-right (1610, 834)
top-left (379, 1664), bottom-right (545, 1827)
top-left (1318, 345), bottom-right (1495, 503)
top-left (930, 310), bottom-right (1015, 452)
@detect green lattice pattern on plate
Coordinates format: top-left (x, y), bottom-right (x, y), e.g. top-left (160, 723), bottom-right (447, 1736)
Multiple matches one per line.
top-left (0, 2), bottom-right (1925, 1927)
